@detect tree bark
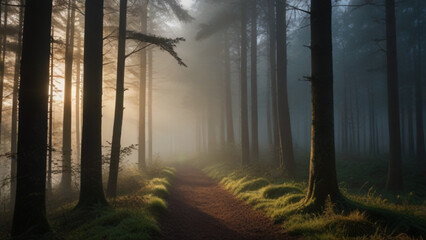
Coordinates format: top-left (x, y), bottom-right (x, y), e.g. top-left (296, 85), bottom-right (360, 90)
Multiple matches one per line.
top-left (60, 0), bottom-right (76, 191)
top-left (10, 0), bottom-right (24, 207)
top-left (240, 0), bottom-right (250, 166)
top-left (304, 0), bottom-right (341, 209)
top-left (414, 0), bottom-right (425, 162)
top-left (0, 0), bottom-right (8, 145)
top-left (276, 0), bottom-right (294, 173)
top-left (76, 0), bottom-right (108, 208)
top-left (148, 13), bottom-right (153, 165)
top-left (12, 0), bottom-right (52, 236)
top-left (251, 0), bottom-right (259, 162)
top-left (47, 26), bottom-right (54, 194)
top-left (385, 0), bottom-right (403, 192)
top-left (224, 32), bottom-right (234, 145)
top-left (75, 14), bottom-right (82, 163)
top-left (139, 0), bottom-right (148, 170)
top-left (107, 0), bottom-right (127, 198)
top-left (268, 0), bottom-right (279, 158)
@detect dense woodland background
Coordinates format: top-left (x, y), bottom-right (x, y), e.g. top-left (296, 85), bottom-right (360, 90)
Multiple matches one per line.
top-left (0, 0), bottom-right (425, 239)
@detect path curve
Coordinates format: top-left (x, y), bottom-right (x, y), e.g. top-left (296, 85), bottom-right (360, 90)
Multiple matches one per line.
top-left (159, 166), bottom-right (298, 240)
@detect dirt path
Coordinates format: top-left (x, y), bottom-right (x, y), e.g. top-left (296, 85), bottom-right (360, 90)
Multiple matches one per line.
top-left (159, 166), bottom-right (297, 240)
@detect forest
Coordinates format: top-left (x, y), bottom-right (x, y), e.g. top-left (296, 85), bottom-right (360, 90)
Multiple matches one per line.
top-left (0, 0), bottom-right (425, 239)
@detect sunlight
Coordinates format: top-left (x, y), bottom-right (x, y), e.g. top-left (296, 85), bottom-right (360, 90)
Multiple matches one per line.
top-left (180, 0), bottom-right (194, 8)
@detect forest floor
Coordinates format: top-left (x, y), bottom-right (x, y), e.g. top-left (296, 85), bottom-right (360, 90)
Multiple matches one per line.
top-left (159, 165), bottom-right (299, 240)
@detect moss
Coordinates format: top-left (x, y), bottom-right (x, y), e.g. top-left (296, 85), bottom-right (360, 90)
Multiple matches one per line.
top-left (145, 196), bottom-right (168, 216)
top-left (64, 209), bottom-right (160, 240)
top-left (203, 163), bottom-right (426, 239)
top-left (235, 178), bottom-right (269, 193)
top-left (262, 185), bottom-right (303, 199)
top-left (45, 167), bottom-right (175, 240)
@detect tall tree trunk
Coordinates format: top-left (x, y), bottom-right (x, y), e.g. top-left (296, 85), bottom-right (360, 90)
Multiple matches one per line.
top-left (47, 26), bottom-right (54, 194)
top-left (60, 0), bottom-right (76, 191)
top-left (224, 32), bottom-right (234, 145)
top-left (240, 0), bottom-right (250, 166)
top-left (147, 51), bottom-right (153, 164)
top-left (76, 0), bottom-right (108, 208)
top-left (148, 47), bottom-right (153, 164)
top-left (207, 99), bottom-right (217, 154)
top-left (276, 0), bottom-right (294, 173)
top-left (107, 0), bottom-right (127, 198)
top-left (355, 86), bottom-right (360, 154)
top-left (266, 69), bottom-right (273, 146)
top-left (385, 0), bottom-right (403, 192)
top-left (147, 10), bottom-right (153, 165)
top-left (0, 0), bottom-right (8, 145)
top-left (12, 0), bottom-right (52, 236)
top-left (250, 0), bottom-right (259, 162)
top-left (10, 0), bottom-right (24, 206)
top-left (414, 0), bottom-right (425, 162)
top-left (407, 83), bottom-right (414, 157)
top-left (75, 15), bottom-right (82, 162)
top-left (138, 0), bottom-right (148, 170)
top-left (304, 0), bottom-right (341, 210)
top-left (268, 0), bottom-right (279, 158)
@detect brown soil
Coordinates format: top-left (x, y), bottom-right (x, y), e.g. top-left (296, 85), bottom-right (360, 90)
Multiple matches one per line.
top-left (159, 166), bottom-right (299, 240)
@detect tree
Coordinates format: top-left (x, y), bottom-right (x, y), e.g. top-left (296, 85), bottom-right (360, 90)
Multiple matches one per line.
top-left (385, 0), bottom-right (403, 192)
top-left (224, 31), bottom-right (234, 146)
top-left (302, 0), bottom-right (341, 211)
top-left (107, 0), bottom-right (128, 198)
top-left (0, 0), bottom-right (9, 145)
top-left (251, 0), bottom-right (259, 162)
top-left (268, 0), bottom-right (279, 156)
top-left (10, 0), bottom-right (24, 206)
top-left (276, 0), bottom-right (294, 173)
top-left (414, 0), bottom-right (425, 162)
top-left (240, 0), bottom-right (250, 166)
top-left (12, 0), bottom-right (52, 236)
top-left (76, 0), bottom-right (108, 208)
top-left (139, 0), bottom-right (148, 170)
top-left (60, 0), bottom-right (77, 192)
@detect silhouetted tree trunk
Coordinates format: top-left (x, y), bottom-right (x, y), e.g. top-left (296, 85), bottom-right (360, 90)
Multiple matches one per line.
top-left (60, 0), bottom-right (76, 191)
top-left (304, 0), bottom-right (341, 210)
top-left (207, 99), bottom-right (217, 154)
top-left (148, 13), bottom-right (153, 165)
top-left (12, 0), bottom-right (52, 236)
top-left (47, 26), bottom-right (54, 194)
top-left (107, 0), bottom-right (127, 198)
top-left (75, 15), bottom-right (82, 162)
top-left (10, 0), bottom-right (24, 206)
top-left (414, 0), bottom-right (425, 162)
top-left (276, 0), bottom-right (294, 173)
top-left (224, 32), bottom-right (234, 145)
top-left (406, 82), bottom-right (414, 157)
top-left (76, 0), bottom-right (108, 208)
top-left (266, 70), bottom-right (273, 146)
top-left (0, 0), bottom-right (8, 144)
top-left (385, 0), bottom-right (403, 192)
top-left (268, 0), bottom-right (279, 157)
top-left (251, 0), bottom-right (259, 162)
top-left (138, 0), bottom-right (148, 170)
top-left (240, 0), bottom-right (250, 166)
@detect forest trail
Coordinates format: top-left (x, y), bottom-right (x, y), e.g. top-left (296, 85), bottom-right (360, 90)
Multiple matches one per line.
top-left (159, 166), bottom-right (298, 240)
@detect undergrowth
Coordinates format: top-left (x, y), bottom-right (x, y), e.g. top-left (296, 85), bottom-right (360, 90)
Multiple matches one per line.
top-left (204, 162), bottom-right (426, 240)
top-left (0, 167), bottom-right (175, 240)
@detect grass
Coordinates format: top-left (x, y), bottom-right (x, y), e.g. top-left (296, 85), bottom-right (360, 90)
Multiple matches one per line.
top-left (0, 167), bottom-right (176, 240)
top-left (203, 161), bottom-right (426, 240)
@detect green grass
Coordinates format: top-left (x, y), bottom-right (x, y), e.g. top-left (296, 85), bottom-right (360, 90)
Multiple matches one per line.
top-left (204, 162), bottom-right (426, 240)
top-left (55, 168), bottom-right (175, 240)
top-left (0, 167), bottom-right (175, 240)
